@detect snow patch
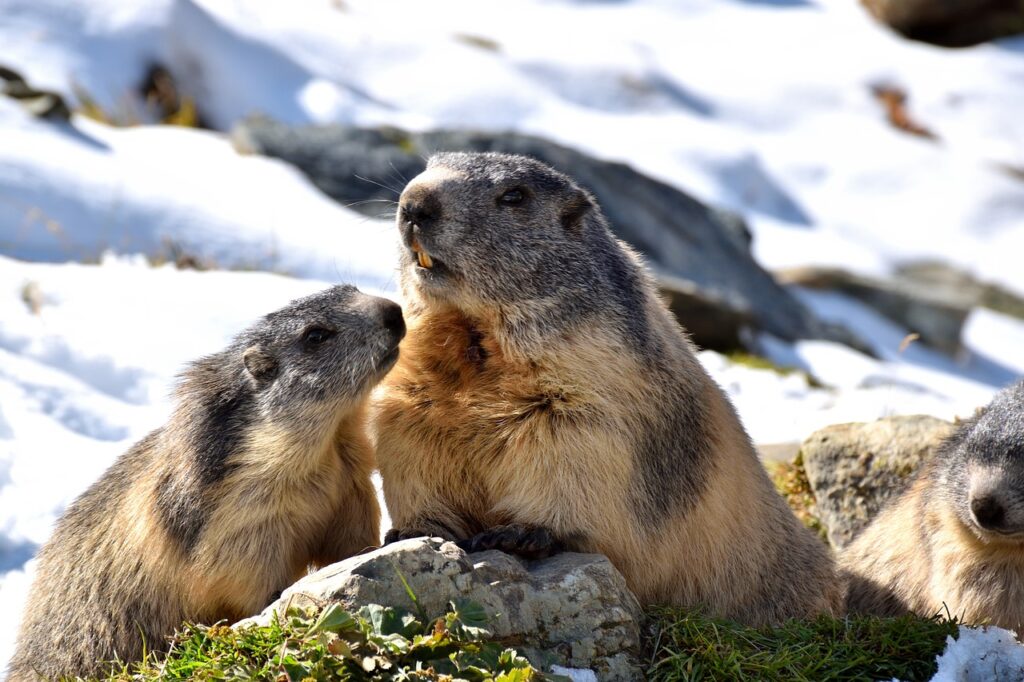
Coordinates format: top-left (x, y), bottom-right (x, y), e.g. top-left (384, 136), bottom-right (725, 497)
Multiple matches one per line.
top-left (928, 625), bottom-right (1024, 682)
top-left (550, 666), bottom-right (598, 682)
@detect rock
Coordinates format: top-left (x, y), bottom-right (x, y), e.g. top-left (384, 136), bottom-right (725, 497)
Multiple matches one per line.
top-left (0, 65), bottom-right (71, 121)
top-left (897, 261), bottom-right (1024, 322)
top-left (233, 118), bottom-right (863, 353)
top-left (862, 0), bottom-right (1024, 47)
top-left (800, 415), bottom-right (955, 548)
top-left (240, 537), bottom-right (643, 680)
top-left (777, 266), bottom-right (972, 354)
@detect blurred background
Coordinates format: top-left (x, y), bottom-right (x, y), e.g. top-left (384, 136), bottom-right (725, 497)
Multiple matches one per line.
top-left (1, 0), bottom-right (1023, 671)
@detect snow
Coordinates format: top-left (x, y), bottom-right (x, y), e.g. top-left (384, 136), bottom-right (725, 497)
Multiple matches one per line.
top-left (0, 100), bottom-right (398, 288)
top-left (926, 626), bottom-right (1024, 682)
top-left (1, 0), bottom-right (1024, 678)
top-left (550, 665), bottom-right (598, 682)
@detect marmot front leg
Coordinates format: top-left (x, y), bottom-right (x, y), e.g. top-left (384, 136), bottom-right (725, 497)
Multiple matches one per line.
top-left (457, 524), bottom-right (567, 560)
top-left (313, 475), bottom-right (382, 566)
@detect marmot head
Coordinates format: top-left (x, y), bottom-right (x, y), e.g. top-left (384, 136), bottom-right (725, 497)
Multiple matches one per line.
top-left (938, 380), bottom-right (1024, 544)
top-left (396, 152), bottom-right (647, 352)
top-left (180, 285), bottom-right (405, 432)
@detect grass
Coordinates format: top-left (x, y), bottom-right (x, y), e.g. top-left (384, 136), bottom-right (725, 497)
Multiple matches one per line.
top-left (96, 599), bottom-right (559, 681)
top-left (81, 592), bottom-right (965, 681)
top-left (645, 608), bottom-right (958, 682)
top-left (767, 452), bottom-right (826, 540)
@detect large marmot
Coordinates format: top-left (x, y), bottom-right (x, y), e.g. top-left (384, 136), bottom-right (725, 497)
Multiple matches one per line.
top-left (842, 379), bottom-right (1024, 631)
top-left (372, 152), bottom-right (839, 625)
top-left (8, 285), bottom-right (404, 681)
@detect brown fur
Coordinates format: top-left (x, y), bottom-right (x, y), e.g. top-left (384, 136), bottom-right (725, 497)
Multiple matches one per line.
top-left (8, 286), bottom-right (397, 680)
top-left (373, 153), bottom-right (840, 625)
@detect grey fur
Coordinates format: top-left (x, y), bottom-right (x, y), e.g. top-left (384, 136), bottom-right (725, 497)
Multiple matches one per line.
top-left (939, 380), bottom-right (1024, 535)
top-left (7, 285), bottom-right (402, 681)
top-left (401, 152), bottom-right (650, 350)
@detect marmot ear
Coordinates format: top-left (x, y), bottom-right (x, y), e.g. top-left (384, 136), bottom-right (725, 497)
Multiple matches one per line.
top-left (560, 189), bottom-right (594, 234)
top-left (243, 346), bottom-right (278, 385)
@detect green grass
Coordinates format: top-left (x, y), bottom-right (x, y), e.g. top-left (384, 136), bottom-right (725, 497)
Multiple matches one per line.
top-left (645, 608), bottom-right (958, 682)
top-left (85, 599), bottom-right (963, 681)
top-left (97, 600), bottom-right (559, 681)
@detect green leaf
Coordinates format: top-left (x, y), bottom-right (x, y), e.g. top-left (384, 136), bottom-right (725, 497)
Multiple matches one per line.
top-left (306, 603), bottom-right (357, 635)
top-left (448, 599), bottom-right (492, 640)
top-left (281, 660), bottom-right (310, 681)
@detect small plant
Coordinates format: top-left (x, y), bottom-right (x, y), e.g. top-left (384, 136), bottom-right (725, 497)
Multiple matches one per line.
top-left (646, 608), bottom-right (958, 682)
top-left (98, 598), bottom-right (560, 681)
top-left (768, 453), bottom-right (826, 539)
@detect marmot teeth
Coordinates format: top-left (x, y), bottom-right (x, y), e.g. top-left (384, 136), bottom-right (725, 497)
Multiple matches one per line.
top-left (411, 237), bottom-right (434, 269)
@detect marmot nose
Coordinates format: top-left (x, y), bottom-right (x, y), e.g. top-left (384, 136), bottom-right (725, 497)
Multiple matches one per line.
top-left (400, 191), bottom-right (442, 232)
top-left (379, 300), bottom-right (406, 341)
top-left (971, 494), bottom-right (1006, 531)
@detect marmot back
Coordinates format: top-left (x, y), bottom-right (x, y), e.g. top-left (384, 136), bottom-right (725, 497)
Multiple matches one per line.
top-left (7, 285), bottom-right (404, 681)
top-left (841, 379), bottom-right (1024, 631)
top-left (372, 152), bottom-right (839, 625)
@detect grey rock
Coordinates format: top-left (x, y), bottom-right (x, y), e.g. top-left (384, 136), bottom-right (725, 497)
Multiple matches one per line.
top-left (801, 415), bottom-right (955, 548)
top-left (239, 537), bottom-right (643, 680)
top-left (897, 261), bottom-right (1024, 322)
top-left (233, 118), bottom-right (862, 353)
top-left (777, 266), bottom-right (972, 354)
top-left (862, 0), bottom-right (1024, 47)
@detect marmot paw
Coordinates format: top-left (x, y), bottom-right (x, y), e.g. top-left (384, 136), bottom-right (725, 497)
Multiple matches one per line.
top-left (383, 527), bottom-right (431, 544)
top-left (457, 524), bottom-right (564, 560)
top-left (383, 521), bottom-right (459, 545)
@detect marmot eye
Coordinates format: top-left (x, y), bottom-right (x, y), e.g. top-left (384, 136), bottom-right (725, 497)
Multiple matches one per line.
top-left (302, 327), bottom-right (335, 347)
top-left (498, 188), bottom-right (524, 205)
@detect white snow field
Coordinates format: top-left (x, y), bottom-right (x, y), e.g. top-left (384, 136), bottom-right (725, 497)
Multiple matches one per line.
top-left (2, 0), bottom-right (1024, 677)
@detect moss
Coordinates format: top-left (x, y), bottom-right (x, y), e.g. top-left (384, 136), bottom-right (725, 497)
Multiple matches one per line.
top-left (646, 608), bottom-right (958, 682)
top-left (725, 352), bottom-right (824, 388)
top-left (768, 453), bottom-right (826, 540)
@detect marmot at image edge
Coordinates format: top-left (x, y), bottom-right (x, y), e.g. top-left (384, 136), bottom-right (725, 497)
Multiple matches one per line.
top-left (372, 152), bottom-right (840, 625)
top-left (841, 379), bottom-right (1024, 632)
top-left (7, 285), bottom-right (405, 681)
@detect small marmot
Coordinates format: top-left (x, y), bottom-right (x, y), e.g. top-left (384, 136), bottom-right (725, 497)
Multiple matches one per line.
top-left (842, 379), bottom-right (1024, 631)
top-left (372, 152), bottom-right (839, 625)
top-left (7, 285), bottom-right (404, 681)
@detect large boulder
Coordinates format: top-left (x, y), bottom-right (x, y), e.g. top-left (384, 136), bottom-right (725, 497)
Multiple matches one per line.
top-left (862, 0), bottom-right (1024, 47)
top-left (777, 266), bottom-right (973, 354)
top-left (240, 537), bottom-right (643, 680)
top-left (800, 415), bottom-right (955, 548)
top-left (233, 119), bottom-right (859, 353)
